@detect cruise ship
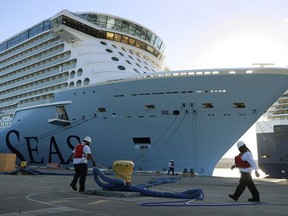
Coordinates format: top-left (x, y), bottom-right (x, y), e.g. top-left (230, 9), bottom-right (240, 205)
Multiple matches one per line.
top-left (1, 10), bottom-right (288, 176)
top-left (256, 90), bottom-right (288, 178)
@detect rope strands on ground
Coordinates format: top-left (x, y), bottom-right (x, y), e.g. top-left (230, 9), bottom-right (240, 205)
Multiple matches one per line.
top-left (92, 167), bottom-right (204, 199)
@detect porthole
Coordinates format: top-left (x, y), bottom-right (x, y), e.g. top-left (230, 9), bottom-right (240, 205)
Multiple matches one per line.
top-left (106, 49), bottom-right (113, 53)
top-left (126, 60), bottom-right (132, 65)
top-left (100, 41), bottom-right (107, 45)
top-left (136, 63), bottom-right (141, 68)
top-left (112, 44), bottom-right (117, 48)
top-left (173, 110), bottom-right (180, 115)
top-left (118, 65), bottom-right (126, 70)
top-left (111, 57), bottom-right (119, 61)
top-left (70, 70), bottom-right (75, 79)
top-left (119, 52), bottom-right (124, 56)
top-left (83, 78), bottom-right (90, 85)
top-left (69, 82), bottom-right (74, 88)
top-left (133, 68), bottom-right (140, 73)
top-left (76, 80), bottom-right (82, 86)
top-left (77, 68), bottom-right (83, 77)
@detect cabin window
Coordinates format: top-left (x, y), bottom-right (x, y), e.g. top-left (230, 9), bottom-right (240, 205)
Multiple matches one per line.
top-left (144, 105), bottom-right (155, 111)
top-left (233, 103), bottom-right (245, 108)
top-left (133, 137), bottom-right (151, 144)
top-left (202, 103), bottom-right (214, 108)
top-left (96, 107), bottom-right (106, 112)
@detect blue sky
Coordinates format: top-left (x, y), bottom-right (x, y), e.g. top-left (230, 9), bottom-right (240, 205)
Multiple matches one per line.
top-left (1, 0), bottom-right (288, 71)
top-left (1, 0), bottom-right (288, 158)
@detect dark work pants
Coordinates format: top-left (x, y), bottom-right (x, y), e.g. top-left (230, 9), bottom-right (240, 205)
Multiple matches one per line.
top-left (71, 163), bottom-right (88, 191)
top-left (168, 168), bottom-right (174, 175)
top-left (233, 171), bottom-right (259, 200)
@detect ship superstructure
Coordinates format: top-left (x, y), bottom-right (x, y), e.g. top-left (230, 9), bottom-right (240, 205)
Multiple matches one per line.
top-left (1, 10), bottom-right (288, 176)
top-left (256, 90), bottom-right (288, 178)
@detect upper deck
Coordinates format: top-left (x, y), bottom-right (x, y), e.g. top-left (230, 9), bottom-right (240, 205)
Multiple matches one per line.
top-left (0, 10), bottom-right (165, 59)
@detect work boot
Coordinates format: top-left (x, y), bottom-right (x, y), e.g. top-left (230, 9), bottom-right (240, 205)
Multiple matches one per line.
top-left (248, 198), bottom-right (260, 202)
top-left (228, 194), bottom-right (238, 201)
top-left (79, 186), bottom-right (85, 192)
top-left (70, 183), bottom-right (77, 191)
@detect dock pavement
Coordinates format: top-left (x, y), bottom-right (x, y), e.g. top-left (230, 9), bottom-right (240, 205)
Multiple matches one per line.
top-left (0, 167), bottom-right (287, 216)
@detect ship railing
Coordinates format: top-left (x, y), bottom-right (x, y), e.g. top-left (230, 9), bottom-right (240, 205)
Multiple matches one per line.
top-left (107, 67), bottom-right (286, 83)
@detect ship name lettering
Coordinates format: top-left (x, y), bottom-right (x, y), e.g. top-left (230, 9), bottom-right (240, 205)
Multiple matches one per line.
top-left (6, 130), bottom-right (80, 164)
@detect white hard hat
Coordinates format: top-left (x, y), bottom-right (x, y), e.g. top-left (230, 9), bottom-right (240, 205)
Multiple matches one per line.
top-left (83, 136), bottom-right (92, 143)
top-left (171, 159), bottom-right (173, 162)
top-left (237, 141), bottom-right (245, 148)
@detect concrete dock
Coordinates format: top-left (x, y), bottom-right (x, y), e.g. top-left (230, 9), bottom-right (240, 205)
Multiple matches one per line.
top-left (0, 168), bottom-right (287, 216)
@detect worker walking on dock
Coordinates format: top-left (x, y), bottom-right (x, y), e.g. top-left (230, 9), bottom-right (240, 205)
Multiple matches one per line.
top-left (68, 136), bottom-right (96, 192)
top-left (168, 159), bottom-right (175, 175)
top-left (229, 141), bottom-right (260, 202)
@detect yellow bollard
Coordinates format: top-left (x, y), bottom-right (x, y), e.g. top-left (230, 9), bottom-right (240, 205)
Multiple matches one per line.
top-left (20, 161), bottom-right (27, 168)
top-left (112, 160), bottom-right (134, 185)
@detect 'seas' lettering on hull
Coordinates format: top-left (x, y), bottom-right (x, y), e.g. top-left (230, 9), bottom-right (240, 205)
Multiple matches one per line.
top-left (5, 130), bottom-right (81, 164)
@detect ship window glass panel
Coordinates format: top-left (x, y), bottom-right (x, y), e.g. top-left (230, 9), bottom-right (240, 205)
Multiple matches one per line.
top-left (100, 41), bottom-right (107, 45)
top-left (202, 103), bottom-right (214, 108)
top-left (114, 18), bottom-right (122, 31)
top-left (83, 25), bottom-right (90, 34)
top-left (43, 21), bottom-right (51, 31)
top-left (114, 34), bottom-right (121, 42)
top-left (69, 82), bottom-right (74, 88)
top-left (76, 22), bottom-right (84, 31)
top-left (121, 20), bottom-right (129, 33)
top-left (233, 103), bottom-right (246, 108)
top-left (140, 28), bottom-right (147, 40)
top-left (133, 137), bottom-right (151, 144)
top-left (128, 23), bottom-right (136, 34)
top-left (135, 40), bottom-right (141, 48)
top-left (121, 36), bottom-right (129, 44)
top-left (88, 14), bottom-right (98, 25)
top-left (146, 31), bottom-right (153, 43)
top-left (77, 69), bottom-right (83, 77)
top-left (106, 32), bottom-right (114, 40)
top-left (129, 38), bottom-right (136, 46)
top-left (70, 71), bottom-right (75, 78)
top-left (135, 26), bottom-right (142, 37)
top-left (0, 42), bottom-right (7, 52)
top-left (97, 15), bottom-right (108, 28)
top-left (154, 37), bottom-right (162, 50)
top-left (90, 29), bottom-right (98, 37)
top-left (29, 23), bottom-right (44, 38)
top-left (76, 80), bottom-right (82, 86)
top-left (107, 17), bottom-right (115, 29)
top-left (83, 78), bottom-right (90, 85)
top-left (97, 30), bottom-right (106, 39)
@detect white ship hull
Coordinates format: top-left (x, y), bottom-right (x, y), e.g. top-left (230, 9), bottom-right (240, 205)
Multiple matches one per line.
top-left (1, 70), bottom-right (288, 176)
top-left (1, 10), bottom-right (288, 176)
